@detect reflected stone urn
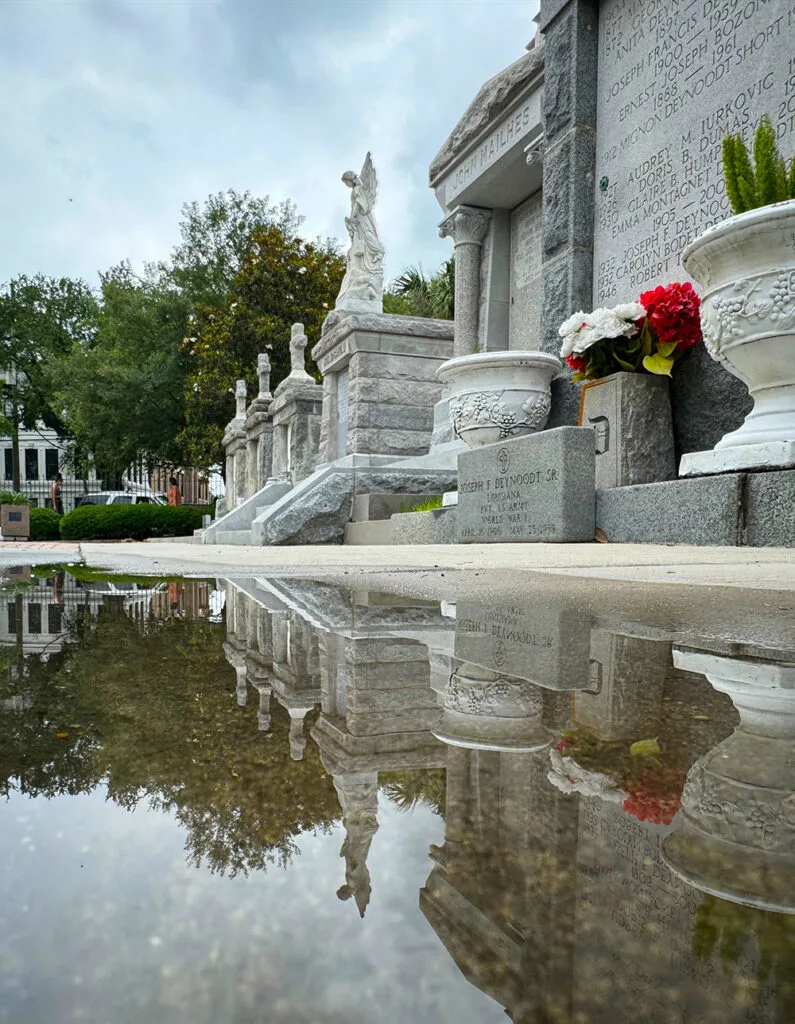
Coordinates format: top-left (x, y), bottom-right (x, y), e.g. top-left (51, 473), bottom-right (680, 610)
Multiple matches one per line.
top-left (681, 199), bottom-right (795, 475)
top-left (662, 648), bottom-right (795, 914)
top-left (433, 661), bottom-right (551, 752)
top-left (437, 351), bottom-right (561, 449)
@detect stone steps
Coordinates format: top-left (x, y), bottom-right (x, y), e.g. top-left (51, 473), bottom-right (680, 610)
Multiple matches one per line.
top-left (212, 529), bottom-right (254, 546)
top-left (343, 520), bottom-right (393, 545)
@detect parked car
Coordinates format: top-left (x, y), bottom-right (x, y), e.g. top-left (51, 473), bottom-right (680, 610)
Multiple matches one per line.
top-left (74, 491), bottom-right (166, 508)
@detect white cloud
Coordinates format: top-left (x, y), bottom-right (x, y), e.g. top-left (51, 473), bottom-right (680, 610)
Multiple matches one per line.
top-left (0, 0), bottom-right (537, 289)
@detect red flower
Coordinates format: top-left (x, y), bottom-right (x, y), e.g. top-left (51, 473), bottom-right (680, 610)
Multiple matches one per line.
top-left (555, 736), bottom-right (574, 752)
top-left (566, 353), bottom-right (587, 372)
top-left (640, 281), bottom-right (701, 351)
top-left (622, 765), bottom-right (687, 826)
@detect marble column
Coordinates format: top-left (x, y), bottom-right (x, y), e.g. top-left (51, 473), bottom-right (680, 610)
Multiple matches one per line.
top-left (439, 205), bottom-right (491, 358)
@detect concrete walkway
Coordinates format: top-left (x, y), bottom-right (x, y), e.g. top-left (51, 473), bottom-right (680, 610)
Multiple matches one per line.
top-left (2, 539), bottom-right (794, 592)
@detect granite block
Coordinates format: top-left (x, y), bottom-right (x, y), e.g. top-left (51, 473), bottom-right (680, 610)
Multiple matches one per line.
top-left (391, 507), bottom-right (458, 545)
top-left (454, 601), bottom-right (593, 691)
top-left (457, 426), bottom-right (596, 543)
top-left (596, 475), bottom-right (743, 546)
top-left (744, 470), bottom-right (795, 548)
top-left (581, 372), bottom-right (676, 489)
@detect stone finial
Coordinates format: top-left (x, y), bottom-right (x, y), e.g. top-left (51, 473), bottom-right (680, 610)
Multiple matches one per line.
top-left (235, 379), bottom-right (247, 417)
top-left (257, 352), bottom-right (272, 398)
top-left (438, 205), bottom-right (491, 246)
top-left (288, 324), bottom-right (314, 382)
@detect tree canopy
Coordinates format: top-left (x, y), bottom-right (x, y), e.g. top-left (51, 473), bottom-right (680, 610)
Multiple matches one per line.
top-left (181, 225), bottom-right (344, 468)
top-left (49, 263), bottom-right (192, 481)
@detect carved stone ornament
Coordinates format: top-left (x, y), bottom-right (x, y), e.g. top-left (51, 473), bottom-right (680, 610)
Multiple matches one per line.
top-left (234, 379), bottom-right (247, 418)
top-left (450, 389), bottom-right (551, 442)
top-left (438, 205), bottom-right (491, 246)
top-left (437, 350), bottom-right (560, 449)
top-left (257, 352), bottom-right (272, 398)
top-left (682, 200), bottom-right (795, 462)
top-left (444, 673), bottom-right (543, 718)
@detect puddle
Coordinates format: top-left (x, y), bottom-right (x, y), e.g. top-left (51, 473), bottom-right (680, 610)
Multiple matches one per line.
top-left (0, 567), bottom-right (793, 1022)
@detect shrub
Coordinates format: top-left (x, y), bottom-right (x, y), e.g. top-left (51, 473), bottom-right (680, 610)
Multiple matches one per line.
top-left (722, 115), bottom-right (795, 215)
top-left (30, 507), bottom-right (61, 541)
top-left (60, 504), bottom-right (205, 541)
top-left (0, 490), bottom-right (29, 505)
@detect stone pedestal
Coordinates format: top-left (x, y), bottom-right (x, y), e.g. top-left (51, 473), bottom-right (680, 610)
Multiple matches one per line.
top-left (312, 312), bottom-right (454, 462)
top-left (269, 379), bottom-right (323, 486)
top-left (579, 373), bottom-right (675, 490)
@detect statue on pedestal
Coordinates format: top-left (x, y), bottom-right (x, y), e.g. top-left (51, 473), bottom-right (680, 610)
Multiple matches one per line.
top-left (324, 152), bottom-right (385, 331)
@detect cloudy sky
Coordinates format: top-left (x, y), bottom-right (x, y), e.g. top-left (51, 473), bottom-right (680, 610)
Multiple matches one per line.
top-left (1, 0), bottom-right (537, 290)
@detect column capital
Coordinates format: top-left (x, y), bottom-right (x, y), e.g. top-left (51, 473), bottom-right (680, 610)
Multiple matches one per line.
top-left (438, 205), bottom-right (491, 246)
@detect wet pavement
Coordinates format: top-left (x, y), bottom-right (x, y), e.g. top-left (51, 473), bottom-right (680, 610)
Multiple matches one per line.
top-left (0, 565), bottom-right (793, 1022)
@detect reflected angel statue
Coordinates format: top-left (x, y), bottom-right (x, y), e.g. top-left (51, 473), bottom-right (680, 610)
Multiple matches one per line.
top-left (327, 152), bottom-right (385, 326)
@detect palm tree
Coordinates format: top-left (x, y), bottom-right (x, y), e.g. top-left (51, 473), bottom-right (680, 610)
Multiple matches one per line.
top-left (385, 257), bottom-right (455, 320)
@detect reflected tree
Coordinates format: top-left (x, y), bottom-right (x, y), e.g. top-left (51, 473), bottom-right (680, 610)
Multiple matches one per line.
top-left (0, 601), bottom-right (340, 877)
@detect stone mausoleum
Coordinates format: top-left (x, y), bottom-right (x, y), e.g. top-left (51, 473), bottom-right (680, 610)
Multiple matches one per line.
top-left (206, 0), bottom-right (794, 549)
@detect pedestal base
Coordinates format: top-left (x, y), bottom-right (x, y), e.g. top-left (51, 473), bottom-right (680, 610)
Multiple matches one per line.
top-left (680, 441), bottom-right (795, 477)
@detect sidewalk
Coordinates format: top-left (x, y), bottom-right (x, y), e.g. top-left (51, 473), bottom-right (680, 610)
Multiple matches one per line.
top-left (2, 539), bottom-right (793, 592)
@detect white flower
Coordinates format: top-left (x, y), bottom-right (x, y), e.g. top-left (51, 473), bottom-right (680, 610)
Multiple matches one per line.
top-left (559, 302), bottom-right (646, 358)
top-left (547, 750), bottom-right (628, 803)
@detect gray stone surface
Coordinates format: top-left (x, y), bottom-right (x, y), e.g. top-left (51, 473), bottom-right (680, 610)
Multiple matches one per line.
top-left (597, 475), bottom-right (743, 546)
top-left (591, 0), bottom-right (790, 456)
top-left (581, 372), bottom-right (675, 489)
top-left (429, 46), bottom-right (543, 185)
top-left (264, 470), bottom-right (353, 546)
top-left (312, 313), bottom-right (453, 463)
top-left (454, 600), bottom-right (593, 690)
top-left (352, 493), bottom-right (441, 522)
top-left (508, 193), bottom-right (543, 350)
top-left (391, 507), bottom-right (458, 546)
top-left (457, 426), bottom-right (596, 543)
top-left (670, 346), bottom-right (753, 458)
top-left (744, 470), bottom-right (795, 548)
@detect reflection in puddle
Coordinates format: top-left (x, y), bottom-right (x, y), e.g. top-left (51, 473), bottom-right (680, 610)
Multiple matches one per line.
top-left (0, 567), bottom-right (793, 1022)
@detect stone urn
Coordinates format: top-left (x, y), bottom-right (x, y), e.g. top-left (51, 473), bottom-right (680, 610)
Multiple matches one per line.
top-left (662, 648), bottom-right (795, 914)
top-left (681, 199), bottom-right (795, 475)
top-left (437, 351), bottom-right (561, 449)
top-left (433, 661), bottom-right (551, 753)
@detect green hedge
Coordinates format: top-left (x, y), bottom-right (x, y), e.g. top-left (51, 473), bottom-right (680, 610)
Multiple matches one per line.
top-left (59, 504), bottom-right (205, 541)
top-left (30, 507), bottom-right (61, 540)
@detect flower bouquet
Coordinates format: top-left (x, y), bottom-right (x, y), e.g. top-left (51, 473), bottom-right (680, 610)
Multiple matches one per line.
top-left (559, 282), bottom-right (702, 382)
top-left (548, 728), bottom-right (687, 826)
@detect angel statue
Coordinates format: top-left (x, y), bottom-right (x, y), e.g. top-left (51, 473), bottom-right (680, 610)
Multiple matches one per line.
top-left (324, 152), bottom-right (385, 332)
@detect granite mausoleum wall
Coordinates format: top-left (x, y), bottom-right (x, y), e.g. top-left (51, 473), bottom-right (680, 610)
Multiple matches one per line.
top-left (431, 0), bottom-right (794, 460)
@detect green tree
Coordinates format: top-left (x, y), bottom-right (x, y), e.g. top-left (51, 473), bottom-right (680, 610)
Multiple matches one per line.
top-left (165, 189), bottom-right (302, 309)
top-left (181, 224), bottom-right (344, 469)
top-left (49, 263), bottom-right (192, 483)
top-left (384, 257), bottom-right (455, 320)
top-left (0, 590), bottom-right (340, 877)
top-left (0, 275), bottom-right (98, 489)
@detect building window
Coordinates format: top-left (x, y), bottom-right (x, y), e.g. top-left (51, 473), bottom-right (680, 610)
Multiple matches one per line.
top-left (48, 605), bottom-right (62, 634)
top-left (4, 449), bottom-right (12, 481)
top-left (7, 604), bottom-right (16, 632)
top-left (25, 449), bottom-right (39, 481)
top-left (45, 449), bottom-right (59, 480)
top-left (28, 603), bottom-right (41, 634)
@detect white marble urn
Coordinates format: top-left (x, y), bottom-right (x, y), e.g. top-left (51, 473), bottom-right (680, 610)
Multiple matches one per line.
top-left (437, 351), bottom-right (561, 449)
top-left (662, 648), bottom-right (795, 914)
top-left (681, 199), bottom-right (795, 475)
top-left (433, 661), bottom-right (551, 752)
